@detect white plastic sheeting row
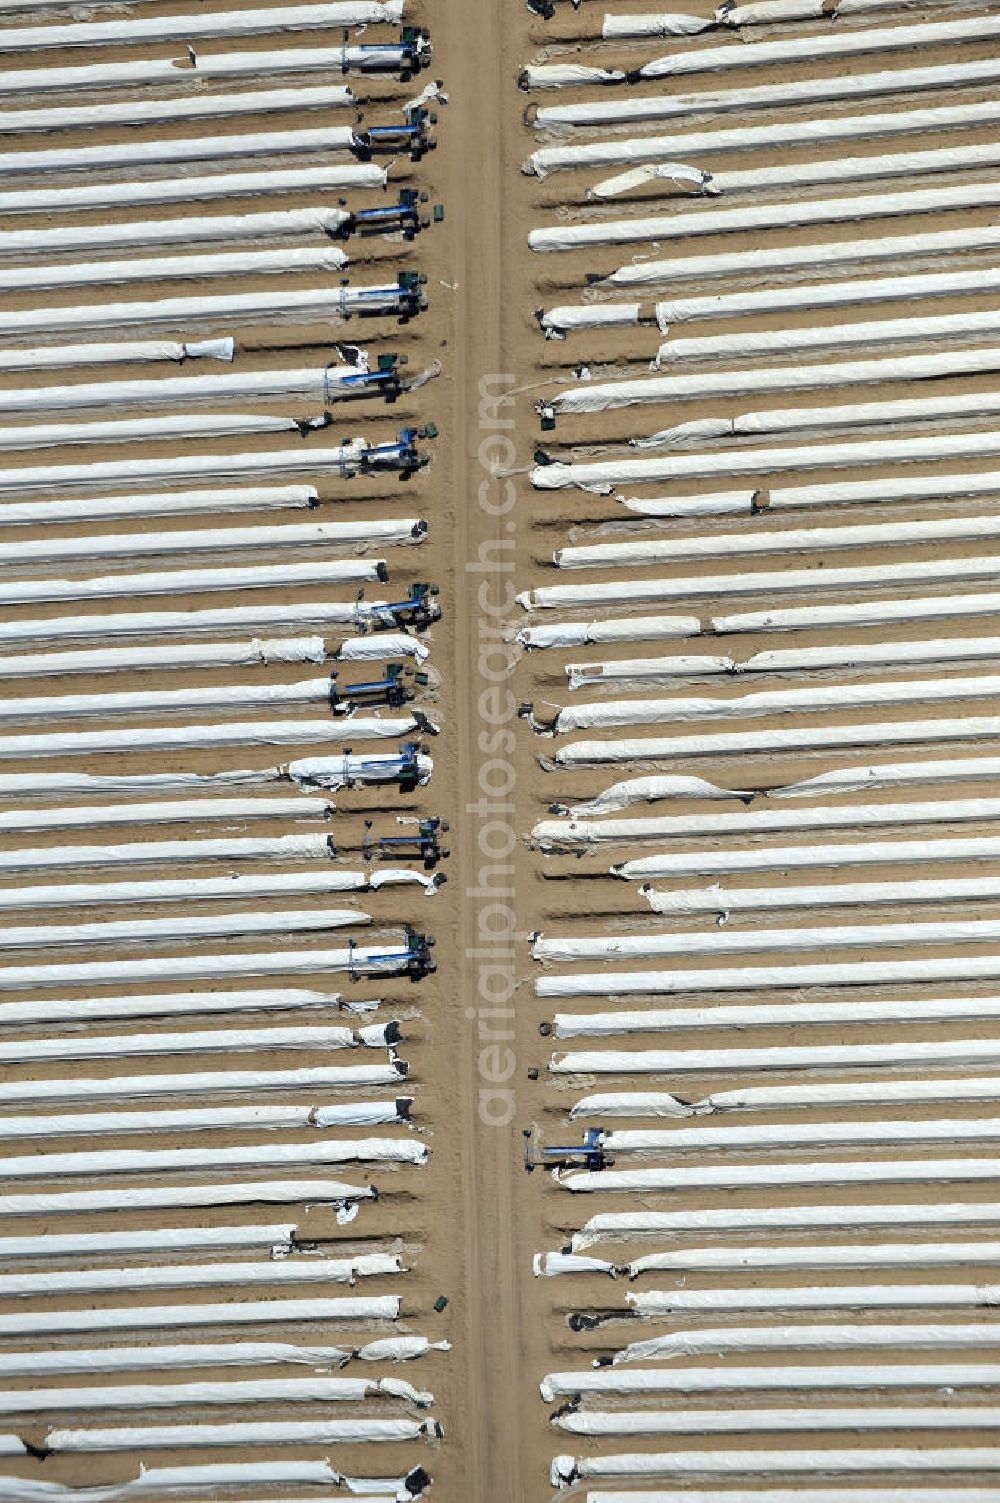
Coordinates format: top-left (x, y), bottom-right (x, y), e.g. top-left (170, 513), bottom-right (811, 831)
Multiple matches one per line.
top-left (553, 1040), bottom-right (1000, 1073)
top-left (0, 3), bottom-right (406, 51)
top-left (0, 1102), bottom-right (411, 1138)
top-left (0, 795), bottom-right (331, 832)
top-left (3, 636), bottom-right (331, 679)
top-left (0, 517), bottom-right (421, 565)
top-left (0, 363), bottom-right (409, 418)
top-left (0, 1340), bottom-right (444, 1377)
top-left (522, 13), bottom-right (1000, 86)
top-left (555, 514), bottom-right (1000, 569)
top-left (0, 908), bottom-right (372, 953)
top-left (0, 1180), bottom-right (377, 1218)
top-left (525, 99), bottom-right (1000, 176)
top-left (588, 141), bottom-right (1000, 203)
top-left (539, 793), bottom-right (1000, 845)
top-left (541, 956), bottom-right (1000, 997)
top-left (551, 998), bottom-right (1000, 1036)
top-left (0, 484), bottom-right (318, 525)
top-left (0, 877), bottom-right (424, 919)
top-left (529, 180), bottom-right (1000, 252)
top-left (0, 1461), bottom-right (429, 1502)
top-left (550, 717), bottom-right (1000, 766)
top-left (3, 245), bottom-right (349, 295)
top-left (0, 717), bottom-right (424, 762)
top-left (0, 598), bottom-right (405, 644)
top-left (0, 126), bottom-right (364, 177)
top-left (534, 917), bottom-right (1000, 961)
top-left (0, 1254), bottom-right (402, 1296)
top-left (0, 753), bottom-right (433, 798)
top-left (0, 165), bottom-right (386, 218)
top-left (0, 85), bottom-right (354, 135)
top-left (520, 554), bottom-right (1000, 607)
top-left (0, 675), bottom-right (340, 724)
top-left (642, 874), bottom-right (1000, 915)
top-left (532, 432), bottom-right (1000, 492)
top-left (544, 348), bottom-right (1000, 412)
top-left (0, 1065), bottom-right (408, 1107)
top-left (551, 1449), bottom-right (1000, 1485)
top-left (0, 443), bottom-right (403, 493)
top-left (0, 206), bottom-right (350, 259)
top-left (0, 559), bottom-right (386, 605)
top-left (0, 1295), bottom-right (400, 1336)
top-left (0, 1025), bottom-right (395, 1062)
top-left (0, 1377), bottom-right (430, 1414)
top-left (532, 55), bottom-right (1000, 127)
top-left (0, 941), bottom-right (425, 990)
top-left (541, 1363), bottom-right (1000, 1400)
top-left (572, 1199), bottom-right (1000, 1242)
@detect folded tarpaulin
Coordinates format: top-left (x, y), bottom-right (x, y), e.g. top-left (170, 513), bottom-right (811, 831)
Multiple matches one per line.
top-left (550, 774), bottom-right (745, 814)
top-left (518, 616), bottom-right (700, 648)
top-left (602, 10), bottom-right (713, 34)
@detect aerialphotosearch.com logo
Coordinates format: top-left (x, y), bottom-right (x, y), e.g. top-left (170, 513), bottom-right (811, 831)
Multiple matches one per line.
top-left (465, 373), bottom-right (519, 1129)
